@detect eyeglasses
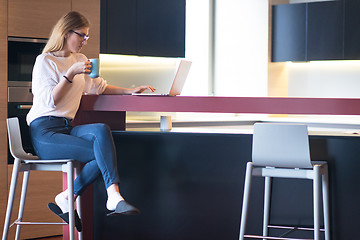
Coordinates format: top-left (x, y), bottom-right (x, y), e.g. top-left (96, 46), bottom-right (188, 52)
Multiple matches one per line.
top-left (70, 30), bottom-right (89, 42)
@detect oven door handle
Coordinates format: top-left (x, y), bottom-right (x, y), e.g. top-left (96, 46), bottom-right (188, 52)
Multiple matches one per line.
top-left (17, 104), bottom-right (32, 110)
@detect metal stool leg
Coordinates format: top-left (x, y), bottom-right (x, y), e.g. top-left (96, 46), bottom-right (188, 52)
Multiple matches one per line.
top-left (15, 170), bottom-right (31, 240)
top-left (263, 176), bottom-right (272, 238)
top-left (313, 165), bottom-right (321, 240)
top-left (239, 162), bottom-right (254, 240)
top-left (75, 166), bottom-right (83, 240)
top-left (67, 161), bottom-right (75, 240)
top-left (322, 164), bottom-right (330, 240)
top-left (2, 159), bottom-right (21, 240)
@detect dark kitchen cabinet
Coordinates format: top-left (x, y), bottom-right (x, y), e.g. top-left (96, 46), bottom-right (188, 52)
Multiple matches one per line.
top-left (307, 1), bottom-right (344, 60)
top-left (344, 0), bottom-right (360, 59)
top-left (272, 1), bottom-right (344, 62)
top-left (101, 0), bottom-right (137, 55)
top-left (272, 3), bottom-right (306, 62)
top-left (100, 0), bottom-right (185, 57)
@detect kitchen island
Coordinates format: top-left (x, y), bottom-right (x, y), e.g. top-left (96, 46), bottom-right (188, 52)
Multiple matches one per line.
top-left (73, 95), bottom-right (360, 130)
top-left (69, 95), bottom-right (360, 240)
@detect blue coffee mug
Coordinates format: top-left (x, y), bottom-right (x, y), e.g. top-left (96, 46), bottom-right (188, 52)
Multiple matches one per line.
top-left (89, 58), bottom-right (99, 78)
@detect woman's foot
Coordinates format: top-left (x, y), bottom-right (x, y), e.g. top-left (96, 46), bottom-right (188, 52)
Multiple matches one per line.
top-left (107, 201), bottom-right (140, 216)
top-left (106, 192), bottom-right (124, 211)
top-left (55, 191), bottom-right (69, 213)
top-left (106, 184), bottom-right (139, 215)
top-left (48, 202), bottom-right (83, 232)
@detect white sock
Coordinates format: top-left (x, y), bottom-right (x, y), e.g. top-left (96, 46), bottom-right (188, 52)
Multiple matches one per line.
top-left (106, 192), bottom-right (124, 211)
top-left (55, 191), bottom-right (69, 213)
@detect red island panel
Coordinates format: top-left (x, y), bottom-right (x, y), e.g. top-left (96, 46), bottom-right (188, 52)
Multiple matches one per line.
top-left (78, 95), bottom-right (360, 115)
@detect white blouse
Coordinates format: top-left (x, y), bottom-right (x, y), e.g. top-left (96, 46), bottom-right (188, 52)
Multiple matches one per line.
top-left (27, 52), bottom-right (107, 125)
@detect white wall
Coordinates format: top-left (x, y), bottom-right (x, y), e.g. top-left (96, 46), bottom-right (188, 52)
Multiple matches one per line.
top-left (214, 0), bottom-right (268, 97)
top-left (184, 0), bottom-right (269, 97)
top-left (183, 0), bottom-right (210, 96)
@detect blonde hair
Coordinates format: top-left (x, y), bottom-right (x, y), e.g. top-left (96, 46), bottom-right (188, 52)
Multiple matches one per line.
top-left (42, 11), bottom-right (90, 54)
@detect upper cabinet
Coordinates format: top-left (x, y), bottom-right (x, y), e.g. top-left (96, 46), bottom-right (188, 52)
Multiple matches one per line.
top-left (272, 1), bottom-right (344, 62)
top-left (271, 3), bottom-right (306, 62)
top-left (344, 0), bottom-right (360, 59)
top-left (100, 0), bottom-right (186, 57)
top-left (101, 0), bottom-right (137, 55)
top-left (8, 0), bottom-right (71, 39)
top-left (307, 1), bottom-right (344, 61)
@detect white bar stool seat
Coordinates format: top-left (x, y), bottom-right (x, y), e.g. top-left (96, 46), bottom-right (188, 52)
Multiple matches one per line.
top-left (239, 123), bottom-right (330, 240)
top-left (2, 117), bottom-right (82, 240)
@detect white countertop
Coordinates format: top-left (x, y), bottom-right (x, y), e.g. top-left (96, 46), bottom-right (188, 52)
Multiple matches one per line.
top-left (124, 113), bottom-right (360, 136)
top-left (125, 122), bottom-right (360, 137)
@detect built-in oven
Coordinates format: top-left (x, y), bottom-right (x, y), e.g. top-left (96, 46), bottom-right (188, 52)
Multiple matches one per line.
top-left (7, 37), bottom-right (47, 163)
top-left (8, 37), bottom-right (47, 83)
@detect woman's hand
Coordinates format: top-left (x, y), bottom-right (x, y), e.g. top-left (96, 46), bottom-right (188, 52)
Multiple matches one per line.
top-left (66, 60), bottom-right (91, 79)
top-left (131, 85), bottom-right (156, 94)
top-left (103, 85), bottom-right (156, 95)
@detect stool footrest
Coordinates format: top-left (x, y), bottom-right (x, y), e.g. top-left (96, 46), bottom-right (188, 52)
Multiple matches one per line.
top-left (268, 225), bottom-right (325, 232)
top-left (244, 225), bottom-right (326, 240)
top-left (9, 219), bottom-right (67, 229)
top-left (244, 235), bottom-right (313, 240)
top-left (15, 221), bottom-right (66, 225)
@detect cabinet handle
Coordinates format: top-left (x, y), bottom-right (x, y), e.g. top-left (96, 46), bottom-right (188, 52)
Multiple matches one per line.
top-left (17, 105), bottom-right (32, 109)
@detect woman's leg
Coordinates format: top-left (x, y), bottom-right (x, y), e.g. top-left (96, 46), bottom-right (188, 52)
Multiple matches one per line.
top-left (70, 123), bottom-right (133, 211)
top-left (70, 123), bottom-right (120, 190)
top-left (70, 123), bottom-right (139, 214)
top-left (30, 119), bottom-right (102, 196)
top-left (30, 118), bottom-right (137, 213)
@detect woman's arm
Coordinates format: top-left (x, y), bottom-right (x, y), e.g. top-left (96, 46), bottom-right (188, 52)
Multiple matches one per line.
top-left (52, 75), bottom-right (74, 105)
top-left (52, 61), bottom-right (91, 105)
top-left (102, 85), bottom-right (156, 95)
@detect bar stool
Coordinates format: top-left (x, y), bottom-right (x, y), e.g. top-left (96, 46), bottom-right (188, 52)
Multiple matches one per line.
top-left (239, 123), bottom-right (330, 240)
top-left (2, 117), bottom-right (82, 240)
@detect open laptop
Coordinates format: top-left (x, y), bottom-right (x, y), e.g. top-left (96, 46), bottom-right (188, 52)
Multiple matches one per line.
top-left (132, 59), bottom-right (192, 96)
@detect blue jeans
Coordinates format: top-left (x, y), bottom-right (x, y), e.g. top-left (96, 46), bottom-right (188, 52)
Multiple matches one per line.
top-left (29, 116), bottom-right (120, 196)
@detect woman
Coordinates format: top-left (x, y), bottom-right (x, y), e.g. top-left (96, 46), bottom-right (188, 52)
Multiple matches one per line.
top-left (27, 11), bottom-right (154, 222)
